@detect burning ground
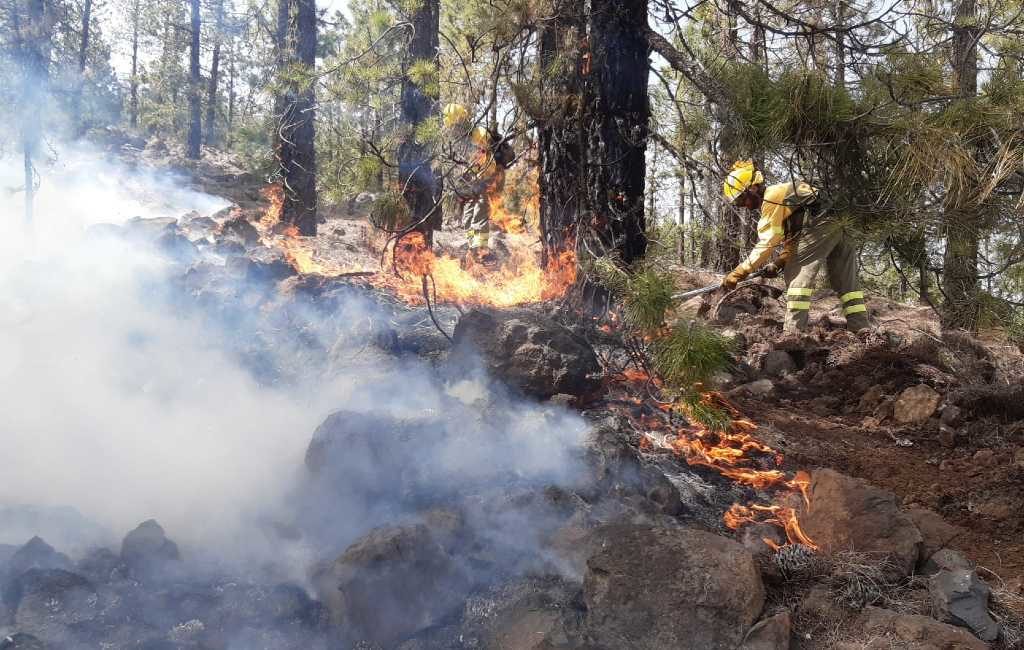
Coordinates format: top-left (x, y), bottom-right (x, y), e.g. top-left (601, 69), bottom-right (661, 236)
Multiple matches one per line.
top-left (1, 144), bottom-right (1022, 650)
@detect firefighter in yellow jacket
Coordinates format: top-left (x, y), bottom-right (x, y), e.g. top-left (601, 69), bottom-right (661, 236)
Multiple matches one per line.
top-left (721, 161), bottom-right (869, 332)
top-left (442, 103), bottom-right (506, 254)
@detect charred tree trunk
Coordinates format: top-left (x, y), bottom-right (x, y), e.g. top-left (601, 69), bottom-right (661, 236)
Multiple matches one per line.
top-left (186, 0), bottom-right (202, 159)
top-left (397, 0), bottom-right (440, 242)
top-left (205, 0), bottom-right (224, 145)
top-left (941, 0), bottom-right (980, 330)
top-left (129, 0), bottom-right (140, 128)
top-left (279, 0), bottom-right (317, 234)
top-left (585, 0), bottom-right (650, 265)
top-left (22, 0), bottom-right (50, 223)
top-left (226, 40), bottom-right (235, 146)
top-left (71, 0), bottom-right (92, 135)
top-left (538, 0), bottom-right (584, 264)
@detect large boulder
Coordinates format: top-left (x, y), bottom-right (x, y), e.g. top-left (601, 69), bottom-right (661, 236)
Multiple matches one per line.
top-left (855, 606), bottom-right (987, 650)
top-left (453, 308), bottom-right (603, 401)
top-left (582, 525), bottom-right (764, 650)
top-left (120, 520), bottom-right (180, 580)
top-left (313, 524), bottom-right (471, 648)
top-left (3, 538), bottom-right (71, 580)
top-left (929, 569), bottom-right (1000, 642)
top-left (7, 569), bottom-right (98, 635)
top-left (458, 577), bottom-right (583, 650)
top-left (906, 507), bottom-right (963, 566)
top-left (741, 611), bottom-right (791, 650)
top-left (798, 469), bottom-right (922, 577)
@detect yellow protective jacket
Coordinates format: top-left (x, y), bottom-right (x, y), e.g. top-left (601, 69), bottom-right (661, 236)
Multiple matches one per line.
top-left (737, 181), bottom-right (818, 275)
top-left (462, 126), bottom-right (504, 197)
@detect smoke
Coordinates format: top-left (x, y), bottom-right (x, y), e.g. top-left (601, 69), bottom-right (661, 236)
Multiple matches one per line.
top-left (0, 144), bottom-right (588, 580)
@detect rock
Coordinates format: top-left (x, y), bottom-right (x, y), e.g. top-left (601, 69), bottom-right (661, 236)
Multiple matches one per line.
top-left (3, 538), bottom-right (71, 579)
top-left (459, 577), bottom-right (582, 650)
top-left (0, 634), bottom-right (46, 649)
top-left (893, 384), bottom-right (942, 425)
top-left (234, 247), bottom-right (297, 283)
top-left (923, 549), bottom-right (974, 576)
top-left (154, 229), bottom-right (199, 263)
top-left (123, 216), bottom-right (178, 242)
top-left (798, 469), bottom-right (922, 578)
top-left (856, 606), bottom-right (988, 650)
top-left (452, 308), bottom-right (603, 401)
top-left (7, 569), bottom-right (98, 630)
top-left (733, 379), bottom-right (774, 397)
top-left (873, 397), bottom-right (895, 422)
top-left (741, 611), bottom-right (791, 650)
top-left (905, 507), bottom-right (962, 565)
top-left (938, 424), bottom-right (958, 448)
top-left (972, 449), bottom-right (996, 467)
top-left (582, 525), bottom-right (764, 650)
top-left (1014, 447), bottom-right (1024, 470)
top-left (219, 215), bottom-right (261, 247)
top-left (929, 569), bottom-right (1000, 642)
top-left (579, 420), bottom-right (683, 518)
top-left (764, 351), bottom-right (796, 377)
top-left (858, 385), bottom-right (886, 412)
top-left (313, 524), bottom-right (471, 648)
top-left (75, 548), bottom-right (125, 584)
top-left (120, 520), bottom-right (180, 579)
top-left (940, 404), bottom-right (962, 425)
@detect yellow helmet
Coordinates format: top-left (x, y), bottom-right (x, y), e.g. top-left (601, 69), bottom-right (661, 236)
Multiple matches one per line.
top-left (723, 160), bottom-right (764, 202)
top-left (443, 103), bottom-right (470, 128)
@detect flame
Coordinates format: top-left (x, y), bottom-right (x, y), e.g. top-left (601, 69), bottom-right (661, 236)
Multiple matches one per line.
top-left (260, 184), bottom-right (284, 228)
top-left (379, 179), bottom-right (575, 308)
top-left (620, 373), bottom-right (817, 550)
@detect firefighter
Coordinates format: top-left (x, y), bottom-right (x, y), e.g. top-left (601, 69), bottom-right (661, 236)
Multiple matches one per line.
top-left (442, 103), bottom-right (507, 258)
top-left (721, 160), bottom-right (869, 332)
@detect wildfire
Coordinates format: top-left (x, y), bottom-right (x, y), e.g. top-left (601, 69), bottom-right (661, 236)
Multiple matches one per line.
top-left (624, 380), bottom-right (816, 550)
top-left (383, 231), bottom-right (576, 307)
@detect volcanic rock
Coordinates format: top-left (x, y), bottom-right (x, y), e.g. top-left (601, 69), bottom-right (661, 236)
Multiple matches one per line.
top-left (229, 247), bottom-right (296, 283)
top-left (123, 216), bottom-right (178, 242)
top-left (0, 634), bottom-right (45, 650)
top-left (218, 215), bottom-right (261, 247)
top-left (798, 469), bottom-right (922, 578)
top-left (893, 384), bottom-right (942, 425)
top-left (120, 520), bottom-right (180, 579)
top-left (452, 308), bottom-right (602, 401)
top-left (7, 569), bottom-right (98, 633)
top-left (75, 548), bottom-right (126, 584)
top-left (3, 538), bottom-right (71, 580)
top-left (929, 569), bottom-right (1000, 642)
top-left (731, 379), bottom-right (775, 397)
top-left (741, 611), bottom-right (791, 650)
top-left (582, 525), bottom-right (764, 650)
top-left (764, 350), bottom-right (796, 377)
top-left (922, 549), bottom-right (974, 576)
top-left (855, 606), bottom-right (988, 650)
top-left (459, 576), bottom-right (582, 650)
top-left (313, 524), bottom-right (471, 648)
top-left (858, 384), bottom-right (886, 412)
top-left (905, 507), bottom-right (963, 565)
top-left (154, 229), bottom-right (199, 264)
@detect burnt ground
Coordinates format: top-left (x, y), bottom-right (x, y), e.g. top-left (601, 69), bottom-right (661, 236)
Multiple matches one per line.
top-left (674, 274), bottom-right (1024, 589)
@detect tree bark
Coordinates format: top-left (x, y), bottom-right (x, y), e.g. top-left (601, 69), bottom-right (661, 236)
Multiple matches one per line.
top-left (538, 0), bottom-right (584, 264)
top-left (22, 0), bottom-right (51, 223)
top-left (226, 39), bottom-right (235, 146)
top-left (941, 0), bottom-right (980, 330)
top-left (397, 0), bottom-right (440, 242)
top-left (585, 0), bottom-right (650, 265)
top-left (129, 0), bottom-right (139, 128)
top-left (279, 0), bottom-right (318, 234)
top-left (71, 0), bottom-right (92, 135)
top-left (205, 0), bottom-right (224, 145)
top-left (186, 0), bottom-right (202, 159)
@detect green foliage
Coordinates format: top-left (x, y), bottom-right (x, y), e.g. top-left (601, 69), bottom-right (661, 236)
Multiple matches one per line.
top-left (649, 322), bottom-right (735, 389)
top-left (369, 191), bottom-right (411, 230)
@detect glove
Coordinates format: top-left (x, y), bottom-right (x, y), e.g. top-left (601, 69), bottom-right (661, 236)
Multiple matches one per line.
top-left (762, 262), bottom-right (781, 279)
top-left (722, 268), bottom-right (748, 290)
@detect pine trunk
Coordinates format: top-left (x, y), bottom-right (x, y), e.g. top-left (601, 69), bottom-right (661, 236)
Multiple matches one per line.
top-left (205, 0), bottom-right (224, 145)
top-left (22, 0), bottom-right (50, 223)
top-left (129, 0), bottom-right (139, 128)
top-left (280, 0), bottom-right (318, 235)
top-left (538, 0), bottom-right (584, 264)
top-left (186, 0), bottom-right (202, 159)
top-left (71, 0), bottom-right (91, 135)
top-left (585, 0), bottom-right (650, 265)
top-left (941, 0), bottom-right (980, 330)
top-left (397, 0), bottom-right (441, 241)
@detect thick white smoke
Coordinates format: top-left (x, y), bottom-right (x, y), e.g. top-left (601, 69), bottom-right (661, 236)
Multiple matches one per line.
top-left (0, 144), bottom-right (587, 568)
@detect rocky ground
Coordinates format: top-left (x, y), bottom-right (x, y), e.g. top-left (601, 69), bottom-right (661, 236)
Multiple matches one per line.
top-left (3, 141), bottom-right (1022, 649)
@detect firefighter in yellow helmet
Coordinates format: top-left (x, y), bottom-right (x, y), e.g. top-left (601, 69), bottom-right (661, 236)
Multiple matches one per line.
top-left (722, 161), bottom-right (868, 332)
top-left (442, 103), bottom-right (506, 256)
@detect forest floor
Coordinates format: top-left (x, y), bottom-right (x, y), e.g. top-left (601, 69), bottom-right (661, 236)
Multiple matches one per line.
top-left (674, 268), bottom-right (1024, 589)
top-left (152, 137), bottom-right (1024, 590)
